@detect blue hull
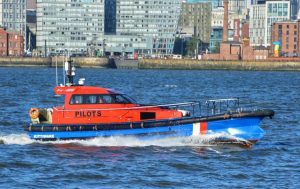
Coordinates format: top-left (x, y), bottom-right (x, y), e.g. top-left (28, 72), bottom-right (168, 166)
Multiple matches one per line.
top-left (27, 117), bottom-right (265, 142)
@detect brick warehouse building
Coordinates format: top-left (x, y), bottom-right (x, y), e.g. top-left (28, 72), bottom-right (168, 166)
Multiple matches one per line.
top-left (0, 28), bottom-right (8, 56)
top-left (0, 28), bottom-right (24, 56)
top-left (271, 20), bottom-right (300, 57)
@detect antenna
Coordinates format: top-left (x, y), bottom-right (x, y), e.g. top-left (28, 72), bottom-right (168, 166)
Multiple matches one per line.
top-left (55, 55), bottom-right (58, 86)
top-left (63, 55), bottom-right (66, 85)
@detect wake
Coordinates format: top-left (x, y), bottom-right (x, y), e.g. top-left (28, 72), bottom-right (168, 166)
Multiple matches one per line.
top-left (0, 133), bottom-right (253, 148)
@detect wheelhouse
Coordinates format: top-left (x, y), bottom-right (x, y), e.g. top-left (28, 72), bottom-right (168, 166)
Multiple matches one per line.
top-left (54, 86), bottom-right (138, 109)
top-left (69, 94), bottom-right (136, 105)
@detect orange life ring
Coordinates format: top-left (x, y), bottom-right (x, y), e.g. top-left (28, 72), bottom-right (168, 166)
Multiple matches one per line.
top-left (29, 108), bottom-right (39, 119)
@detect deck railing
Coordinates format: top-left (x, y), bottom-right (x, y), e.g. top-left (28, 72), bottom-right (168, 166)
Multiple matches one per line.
top-left (204, 98), bottom-right (240, 116)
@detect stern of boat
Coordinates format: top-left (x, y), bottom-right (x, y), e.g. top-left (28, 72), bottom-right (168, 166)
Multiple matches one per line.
top-left (29, 108), bottom-right (53, 124)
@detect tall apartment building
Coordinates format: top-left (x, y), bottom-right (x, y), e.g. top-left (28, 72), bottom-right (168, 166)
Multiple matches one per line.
top-left (265, 0), bottom-right (290, 46)
top-left (271, 20), bottom-right (300, 57)
top-left (249, 4), bottom-right (266, 46)
top-left (0, 0), bottom-right (26, 36)
top-left (113, 0), bottom-right (181, 55)
top-left (178, 2), bottom-right (212, 48)
top-left (36, 0), bottom-right (104, 56)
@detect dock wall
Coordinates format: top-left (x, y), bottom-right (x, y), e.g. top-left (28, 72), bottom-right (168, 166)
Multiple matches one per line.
top-left (139, 59), bottom-right (300, 71)
top-left (0, 57), bottom-right (111, 68)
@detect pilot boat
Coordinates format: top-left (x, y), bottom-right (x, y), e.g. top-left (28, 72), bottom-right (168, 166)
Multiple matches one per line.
top-left (25, 59), bottom-right (274, 145)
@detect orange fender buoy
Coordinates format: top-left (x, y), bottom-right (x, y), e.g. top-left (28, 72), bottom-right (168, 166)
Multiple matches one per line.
top-left (29, 108), bottom-right (39, 119)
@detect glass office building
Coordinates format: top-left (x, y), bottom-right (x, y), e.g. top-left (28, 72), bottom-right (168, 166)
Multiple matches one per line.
top-left (113, 0), bottom-right (182, 55)
top-left (103, 0), bottom-right (182, 56)
top-left (36, 0), bottom-right (104, 56)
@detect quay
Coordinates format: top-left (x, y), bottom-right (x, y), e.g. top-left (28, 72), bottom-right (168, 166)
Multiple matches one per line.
top-left (1, 57), bottom-right (300, 71)
top-left (0, 57), bottom-right (112, 68)
top-left (138, 58), bottom-right (300, 71)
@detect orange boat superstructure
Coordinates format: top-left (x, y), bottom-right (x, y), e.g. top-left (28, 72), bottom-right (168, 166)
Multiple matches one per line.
top-left (35, 85), bottom-right (186, 125)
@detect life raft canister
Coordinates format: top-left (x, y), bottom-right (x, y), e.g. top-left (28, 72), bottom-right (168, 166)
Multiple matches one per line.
top-left (29, 108), bottom-right (40, 119)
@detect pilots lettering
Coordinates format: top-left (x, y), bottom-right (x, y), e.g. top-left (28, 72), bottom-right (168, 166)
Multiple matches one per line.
top-left (75, 111), bottom-right (101, 117)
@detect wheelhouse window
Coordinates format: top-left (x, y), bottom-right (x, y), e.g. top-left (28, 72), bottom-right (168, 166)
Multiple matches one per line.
top-left (70, 94), bottom-right (135, 105)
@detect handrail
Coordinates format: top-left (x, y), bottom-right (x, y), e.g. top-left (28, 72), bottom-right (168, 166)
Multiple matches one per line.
top-left (53, 101), bottom-right (200, 112)
top-left (205, 98), bottom-right (240, 115)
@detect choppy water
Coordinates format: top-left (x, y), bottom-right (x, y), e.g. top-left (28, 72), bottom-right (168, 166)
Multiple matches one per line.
top-left (0, 67), bottom-right (300, 188)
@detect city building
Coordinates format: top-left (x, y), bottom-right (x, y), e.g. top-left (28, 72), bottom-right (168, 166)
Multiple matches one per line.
top-left (104, 0), bottom-right (116, 34)
top-left (212, 6), bottom-right (245, 41)
top-left (209, 27), bottom-right (223, 53)
top-left (265, 0), bottom-right (290, 46)
top-left (228, 0), bottom-right (247, 14)
top-left (104, 34), bottom-right (153, 57)
top-left (242, 20), bottom-right (250, 39)
top-left (26, 9), bottom-right (36, 53)
top-left (27, 0), bottom-right (36, 9)
top-left (0, 27), bottom-right (8, 56)
top-left (0, 27), bottom-right (24, 56)
top-left (0, 0), bottom-right (27, 56)
top-left (271, 20), bottom-right (300, 57)
top-left (0, 0), bottom-right (26, 46)
top-left (251, 0), bottom-right (266, 4)
top-left (211, 7), bottom-right (225, 28)
top-left (102, 0), bottom-right (181, 56)
top-left (291, 0), bottom-right (299, 20)
top-left (250, 0), bottom-right (291, 47)
top-left (186, 0), bottom-right (221, 8)
top-left (36, 0), bottom-right (105, 56)
top-left (8, 31), bottom-right (24, 56)
top-left (249, 4), bottom-right (266, 46)
top-left (203, 0), bottom-right (263, 61)
top-left (178, 1), bottom-right (212, 52)
top-left (186, 0), bottom-right (248, 12)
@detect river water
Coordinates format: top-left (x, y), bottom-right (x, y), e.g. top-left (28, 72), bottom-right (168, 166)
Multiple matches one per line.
top-left (0, 67), bottom-right (299, 188)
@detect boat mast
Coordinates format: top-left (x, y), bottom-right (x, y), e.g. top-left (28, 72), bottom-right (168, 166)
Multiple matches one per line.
top-left (64, 57), bottom-right (75, 86)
